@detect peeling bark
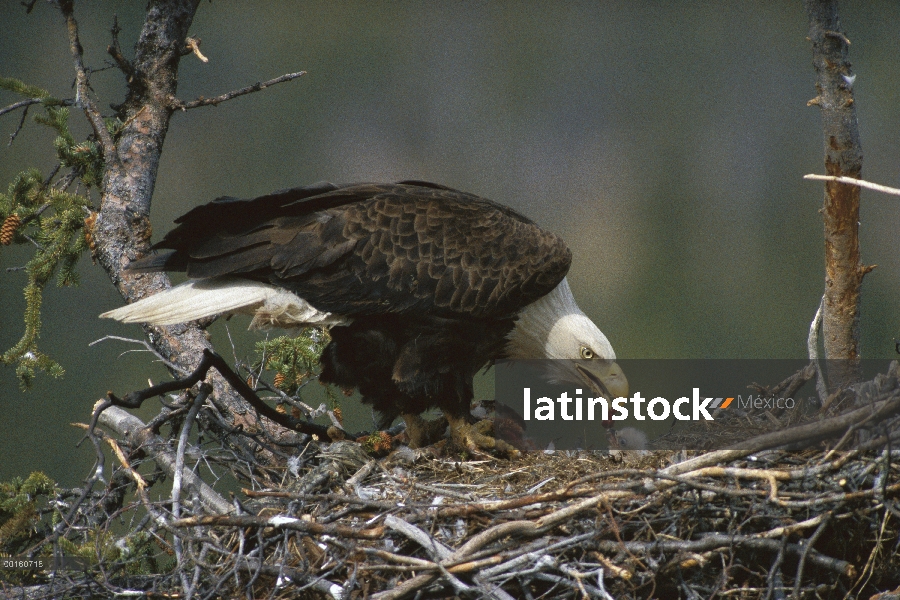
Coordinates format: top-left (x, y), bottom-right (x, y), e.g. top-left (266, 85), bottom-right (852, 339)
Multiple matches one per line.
top-left (805, 0), bottom-right (865, 388)
top-left (65, 1), bottom-right (275, 433)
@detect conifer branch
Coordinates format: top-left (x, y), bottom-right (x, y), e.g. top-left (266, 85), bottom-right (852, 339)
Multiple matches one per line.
top-left (174, 71), bottom-right (306, 110)
top-left (0, 79), bottom-right (101, 386)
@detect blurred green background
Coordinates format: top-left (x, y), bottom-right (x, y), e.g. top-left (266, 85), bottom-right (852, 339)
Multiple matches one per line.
top-left (1, 1), bottom-right (899, 485)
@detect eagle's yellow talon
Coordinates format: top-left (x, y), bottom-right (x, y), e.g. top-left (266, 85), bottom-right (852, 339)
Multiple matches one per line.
top-left (447, 414), bottom-right (521, 459)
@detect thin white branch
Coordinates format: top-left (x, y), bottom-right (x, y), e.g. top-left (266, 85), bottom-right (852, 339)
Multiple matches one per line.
top-left (803, 174), bottom-right (900, 197)
top-left (90, 335), bottom-right (191, 375)
top-left (807, 297), bottom-right (823, 361)
top-left (807, 296), bottom-right (829, 405)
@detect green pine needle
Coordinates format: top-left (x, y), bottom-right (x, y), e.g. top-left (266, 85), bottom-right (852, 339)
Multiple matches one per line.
top-left (0, 80), bottom-right (103, 388)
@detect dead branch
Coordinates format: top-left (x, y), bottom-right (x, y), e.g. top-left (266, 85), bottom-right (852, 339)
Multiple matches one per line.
top-left (658, 385), bottom-right (900, 477)
top-left (1, 97), bottom-right (76, 147)
top-left (174, 71), bottom-right (306, 110)
top-left (105, 15), bottom-right (135, 81)
top-left (63, 0), bottom-right (262, 440)
top-left (0, 97), bottom-right (47, 117)
top-left (170, 514), bottom-right (385, 540)
top-left (804, 173), bottom-right (900, 197)
top-left (593, 534), bottom-right (854, 576)
top-left (96, 403), bottom-right (233, 515)
top-left (7, 102), bottom-right (29, 145)
top-left (59, 0), bottom-right (116, 157)
top-left (95, 348), bottom-right (358, 441)
top-left (89, 334), bottom-right (192, 375)
top-left (793, 514), bottom-right (832, 597)
top-left (805, 0), bottom-right (865, 388)
top-left (185, 37), bottom-right (208, 63)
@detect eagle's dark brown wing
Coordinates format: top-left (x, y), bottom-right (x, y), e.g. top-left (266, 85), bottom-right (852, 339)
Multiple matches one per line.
top-left (130, 182), bottom-right (572, 319)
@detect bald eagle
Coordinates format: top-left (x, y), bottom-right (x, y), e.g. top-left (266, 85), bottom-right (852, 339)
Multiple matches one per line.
top-left (101, 181), bottom-right (628, 456)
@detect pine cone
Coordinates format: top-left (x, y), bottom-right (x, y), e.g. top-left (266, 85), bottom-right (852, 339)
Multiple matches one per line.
top-left (273, 372), bottom-right (287, 388)
top-left (374, 431), bottom-right (392, 452)
top-left (83, 212), bottom-right (98, 252)
top-left (1, 214), bottom-right (21, 245)
top-left (333, 406), bottom-right (343, 425)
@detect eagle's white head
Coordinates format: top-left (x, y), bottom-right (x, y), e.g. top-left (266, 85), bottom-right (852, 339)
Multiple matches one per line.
top-left (505, 277), bottom-right (629, 400)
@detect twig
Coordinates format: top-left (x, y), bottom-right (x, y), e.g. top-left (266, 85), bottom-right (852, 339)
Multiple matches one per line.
top-left (7, 103), bottom-right (29, 145)
top-left (792, 513), bottom-right (830, 598)
top-left (171, 514), bottom-right (385, 539)
top-left (345, 459), bottom-right (377, 489)
top-left (106, 15), bottom-right (135, 80)
top-left (243, 488), bottom-right (418, 512)
top-left (172, 383), bottom-right (210, 597)
top-left (592, 534), bottom-right (853, 577)
top-left (53, 169), bottom-right (78, 191)
top-left (765, 536), bottom-right (787, 600)
top-left (21, 233), bottom-right (43, 250)
top-left (185, 37), bottom-right (208, 63)
top-left (808, 298), bottom-right (822, 361)
top-left (42, 163), bottom-right (61, 187)
top-left (58, 0), bottom-right (117, 158)
top-left (804, 174), bottom-right (900, 197)
top-left (102, 434), bottom-right (147, 491)
top-left (90, 334), bottom-right (192, 375)
top-left (253, 377), bottom-right (317, 416)
top-left (372, 493), bottom-right (616, 600)
top-left (762, 514), bottom-right (830, 539)
top-left (18, 202), bottom-right (52, 228)
top-left (479, 532), bottom-right (595, 579)
top-left (175, 71), bottom-right (306, 110)
top-left (403, 479), bottom-right (476, 501)
top-left (0, 97), bottom-right (46, 117)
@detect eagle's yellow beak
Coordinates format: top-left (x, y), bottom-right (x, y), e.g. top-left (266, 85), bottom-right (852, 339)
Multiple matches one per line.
top-left (575, 360), bottom-right (629, 401)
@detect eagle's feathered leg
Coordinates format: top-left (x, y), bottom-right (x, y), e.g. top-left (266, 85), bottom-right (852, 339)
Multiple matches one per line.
top-left (399, 413), bottom-right (448, 448)
top-left (443, 412), bottom-right (521, 459)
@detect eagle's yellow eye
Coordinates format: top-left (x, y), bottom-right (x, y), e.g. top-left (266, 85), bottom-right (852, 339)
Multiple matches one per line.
top-left (580, 347), bottom-right (594, 359)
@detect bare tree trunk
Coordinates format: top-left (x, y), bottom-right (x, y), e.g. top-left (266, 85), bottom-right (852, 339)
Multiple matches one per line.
top-left (804, 0), bottom-right (868, 389)
top-left (63, 1), bottom-right (276, 437)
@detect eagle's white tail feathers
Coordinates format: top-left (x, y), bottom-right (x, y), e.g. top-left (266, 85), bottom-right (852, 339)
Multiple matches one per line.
top-left (100, 278), bottom-right (347, 328)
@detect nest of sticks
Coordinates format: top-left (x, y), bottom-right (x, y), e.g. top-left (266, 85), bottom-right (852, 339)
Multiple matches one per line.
top-left (172, 442), bottom-right (900, 599)
top-left (4, 363), bottom-right (900, 600)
